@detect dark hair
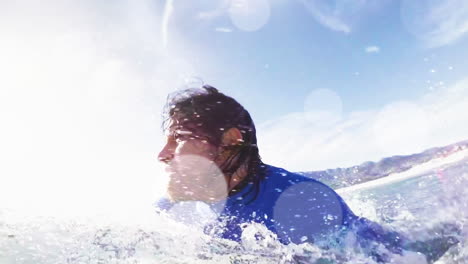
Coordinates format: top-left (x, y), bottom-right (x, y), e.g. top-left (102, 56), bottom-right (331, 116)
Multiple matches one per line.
top-left (162, 84), bottom-right (265, 201)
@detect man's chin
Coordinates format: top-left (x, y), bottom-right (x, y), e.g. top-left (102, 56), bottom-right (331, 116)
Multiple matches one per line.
top-left (167, 185), bottom-right (226, 203)
top-left (167, 184), bottom-right (199, 202)
top-left (167, 190), bottom-right (195, 202)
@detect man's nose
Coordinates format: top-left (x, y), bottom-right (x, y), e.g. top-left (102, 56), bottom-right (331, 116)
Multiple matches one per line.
top-left (158, 145), bottom-right (174, 163)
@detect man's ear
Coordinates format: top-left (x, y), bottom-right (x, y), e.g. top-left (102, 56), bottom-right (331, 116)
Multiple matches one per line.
top-left (221, 128), bottom-right (243, 146)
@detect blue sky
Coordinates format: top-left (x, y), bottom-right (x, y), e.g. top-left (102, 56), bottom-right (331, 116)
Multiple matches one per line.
top-left (1, 0), bottom-right (468, 212)
top-left (160, 0), bottom-right (468, 122)
top-left (160, 0), bottom-right (468, 169)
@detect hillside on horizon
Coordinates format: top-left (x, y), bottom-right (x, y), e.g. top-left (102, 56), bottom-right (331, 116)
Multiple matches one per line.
top-left (299, 139), bottom-right (468, 189)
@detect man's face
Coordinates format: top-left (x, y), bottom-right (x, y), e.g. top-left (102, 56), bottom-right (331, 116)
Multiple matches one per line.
top-left (158, 118), bottom-right (229, 202)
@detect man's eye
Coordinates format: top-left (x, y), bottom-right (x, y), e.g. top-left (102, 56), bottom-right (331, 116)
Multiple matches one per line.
top-left (173, 133), bottom-right (191, 142)
top-left (172, 129), bottom-right (193, 142)
top-left (173, 133), bottom-right (184, 141)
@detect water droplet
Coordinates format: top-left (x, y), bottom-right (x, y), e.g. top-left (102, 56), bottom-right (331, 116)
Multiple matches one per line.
top-left (228, 0), bottom-right (270, 32)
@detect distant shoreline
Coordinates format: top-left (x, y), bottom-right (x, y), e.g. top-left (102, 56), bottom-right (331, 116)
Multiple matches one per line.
top-left (337, 148), bottom-right (468, 194)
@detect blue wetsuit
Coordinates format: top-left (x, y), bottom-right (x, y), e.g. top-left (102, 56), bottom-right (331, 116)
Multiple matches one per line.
top-left (156, 164), bottom-right (406, 250)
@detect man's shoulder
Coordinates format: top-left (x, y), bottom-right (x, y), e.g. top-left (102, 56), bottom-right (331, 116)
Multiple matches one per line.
top-left (263, 164), bottom-right (328, 186)
top-left (259, 164), bottom-right (345, 204)
top-left (261, 164), bottom-right (354, 243)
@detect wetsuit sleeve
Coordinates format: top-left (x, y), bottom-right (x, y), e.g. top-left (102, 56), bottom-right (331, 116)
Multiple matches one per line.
top-left (272, 180), bottom-right (348, 244)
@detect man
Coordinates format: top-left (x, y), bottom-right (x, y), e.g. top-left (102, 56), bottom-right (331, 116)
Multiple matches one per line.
top-left (155, 85), bottom-right (456, 262)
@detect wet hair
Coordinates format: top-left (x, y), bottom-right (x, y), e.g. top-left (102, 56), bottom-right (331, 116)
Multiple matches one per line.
top-left (162, 84), bottom-right (265, 202)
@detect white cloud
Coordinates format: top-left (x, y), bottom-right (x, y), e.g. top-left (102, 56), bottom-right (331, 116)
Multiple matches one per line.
top-left (257, 78), bottom-right (468, 171)
top-left (400, 0), bottom-right (468, 47)
top-left (365, 45), bottom-right (380, 53)
top-left (300, 0), bottom-right (389, 34)
top-left (197, 0), bottom-right (231, 20)
top-left (300, 0), bottom-right (351, 33)
top-left (194, 0), bottom-right (271, 32)
top-left (215, 27), bottom-right (233, 33)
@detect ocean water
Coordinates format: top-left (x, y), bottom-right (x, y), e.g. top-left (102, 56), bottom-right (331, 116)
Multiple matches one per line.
top-left (1, 155), bottom-right (467, 264)
top-left (339, 154), bottom-right (468, 263)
